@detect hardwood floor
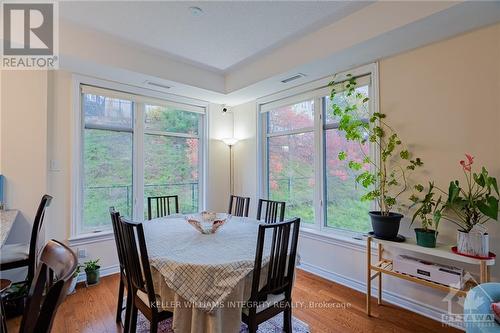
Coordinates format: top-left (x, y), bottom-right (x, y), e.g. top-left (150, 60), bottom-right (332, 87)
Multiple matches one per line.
top-left (7, 269), bottom-right (460, 333)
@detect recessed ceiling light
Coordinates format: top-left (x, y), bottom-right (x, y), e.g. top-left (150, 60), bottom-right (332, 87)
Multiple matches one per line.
top-left (189, 6), bottom-right (203, 17)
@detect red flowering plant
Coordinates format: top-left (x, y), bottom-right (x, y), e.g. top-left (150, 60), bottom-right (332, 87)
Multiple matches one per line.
top-left (411, 154), bottom-right (499, 232)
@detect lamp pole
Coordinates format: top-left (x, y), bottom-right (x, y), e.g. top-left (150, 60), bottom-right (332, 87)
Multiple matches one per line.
top-left (221, 138), bottom-right (238, 195)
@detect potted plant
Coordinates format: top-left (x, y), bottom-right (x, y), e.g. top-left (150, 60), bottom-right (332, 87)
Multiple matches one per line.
top-left (446, 155), bottom-right (498, 257)
top-left (410, 182), bottom-right (444, 248)
top-left (2, 281), bottom-right (29, 318)
top-left (67, 264), bottom-right (81, 294)
top-left (329, 74), bottom-right (423, 239)
top-left (411, 155), bottom-right (499, 256)
top-left (84, 259), bottom-right (101, 286)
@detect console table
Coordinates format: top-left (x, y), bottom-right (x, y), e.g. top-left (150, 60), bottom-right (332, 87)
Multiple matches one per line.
top-left (366, 236), bottom-right (495, 316)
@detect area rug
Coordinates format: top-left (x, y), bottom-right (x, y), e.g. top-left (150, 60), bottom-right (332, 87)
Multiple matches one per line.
top-left (136, 312), bottom-right (310, 332)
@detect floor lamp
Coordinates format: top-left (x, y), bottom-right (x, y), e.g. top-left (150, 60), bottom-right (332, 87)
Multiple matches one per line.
top-left (221, 138), bottom-right (238, 194)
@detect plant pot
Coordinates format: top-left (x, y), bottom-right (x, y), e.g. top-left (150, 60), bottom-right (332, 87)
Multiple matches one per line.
top-left (67, 276), bottom-right (78, 295)
top-left (457, 230), bottom-right (489, 257)
top-left (415, 228), bottom-right (438, 248)
top-left (85, 267), bottom-right (100, 286)
top-left (2, 282), bottom-right (28, 318)
top-left (369, 211), bottom-right (403, 240)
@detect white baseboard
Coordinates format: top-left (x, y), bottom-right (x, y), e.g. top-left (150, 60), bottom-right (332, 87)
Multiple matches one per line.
top-left (76, 264), bottom-right (120, 283)
top-left (298, 262), bottom-right (465, 331)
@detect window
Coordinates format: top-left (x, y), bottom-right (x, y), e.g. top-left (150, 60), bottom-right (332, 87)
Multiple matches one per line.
top-left (78, 84), bottom-right (205, 235)
top-left (260, 66), bottom-right (375, 233)
top-left (322, 84), bottom-right (371, 232)
top-left (266, 100), bottom-right (315, 224)
top-left (143, 104), bottom-right (200, 218)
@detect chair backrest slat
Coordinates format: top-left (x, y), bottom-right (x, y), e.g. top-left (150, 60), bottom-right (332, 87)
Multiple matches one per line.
top-left (109, 208), bottom-right (126, 273)
top-left (118, 217), bottom-right (158, 309)
top-left (228, 195), bottom-right (250, 217)
top-left (19, 240), bottom-right (77, 333)
top-left (147, 195), bottom-right (179, 220)
top-left (256, 199), bottom-right (285, 224)
top-left (26, 194), bottom-right (53, 285)
top-left (250, 218), bottom-right (300, 302)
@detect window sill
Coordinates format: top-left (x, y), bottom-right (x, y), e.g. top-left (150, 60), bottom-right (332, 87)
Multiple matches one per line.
top-left (299, 227), bottom-right (372, 253)
top-left (68, 230), bottom-right (114, 246)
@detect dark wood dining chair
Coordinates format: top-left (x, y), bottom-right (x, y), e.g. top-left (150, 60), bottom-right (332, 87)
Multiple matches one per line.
top-left (147, 195), bottom-right (179, 220)
top-left (256, 199), bottom-right (286, 224)
top-left (242, 217), bottom-right (301, 333)
top-left (119, 216), bottom-right (173, 333)
top-left (109, 207), bottom-right (132, 331)
top-left (18, 239), bottom-right (78, 333)
top-left (0, 194), bottom-right (53, 287)
top-left (228, 195), bottom-right (250, 217)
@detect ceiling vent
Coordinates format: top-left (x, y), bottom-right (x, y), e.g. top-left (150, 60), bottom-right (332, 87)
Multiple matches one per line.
top-left (281, 73), bottom-right (306, 84)
top-left (145, 81), bottom-right (171, 90)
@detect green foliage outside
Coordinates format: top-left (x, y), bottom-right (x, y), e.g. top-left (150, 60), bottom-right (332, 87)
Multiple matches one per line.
top-left (83, 97), bottom-right (200, 231)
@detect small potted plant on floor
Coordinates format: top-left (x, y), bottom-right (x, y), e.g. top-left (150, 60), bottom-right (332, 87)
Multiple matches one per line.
top-left (410, 182), bottom-right (444, 248)
top-left (329, 74), bottom-right (423, 240)
top-left (2, 281), bottom-right (29, 318)
top-left (84, 259), bottom-right (101, 286)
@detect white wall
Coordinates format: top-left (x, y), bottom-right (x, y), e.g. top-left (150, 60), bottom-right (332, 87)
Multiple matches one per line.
top-left (207, 104), bottom-right (231, 212)
top-left (233, 101), bottom-right (259, 216)
top-left (231, 23), bottom-right (500, 324)
top-left (0, 70), bottom-right (49, 280)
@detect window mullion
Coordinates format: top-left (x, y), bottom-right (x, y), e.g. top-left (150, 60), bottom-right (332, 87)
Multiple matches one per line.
top-left (134, 102), bottom-right (145, 222)
top-left (314, 97), bottom-right (323, 231)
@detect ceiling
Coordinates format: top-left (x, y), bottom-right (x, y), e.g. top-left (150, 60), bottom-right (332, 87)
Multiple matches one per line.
top-left (60, 1), bottom-right (371, 72)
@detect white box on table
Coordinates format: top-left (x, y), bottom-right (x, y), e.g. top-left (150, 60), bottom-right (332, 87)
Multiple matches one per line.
top-left (393, 255), bottom-right (463, 288)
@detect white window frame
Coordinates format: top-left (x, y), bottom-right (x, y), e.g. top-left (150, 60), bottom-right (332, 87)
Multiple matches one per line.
top-left (70, 75), bottom-right (209, 242)
top-left (257, 63), bottom-right (379, 237)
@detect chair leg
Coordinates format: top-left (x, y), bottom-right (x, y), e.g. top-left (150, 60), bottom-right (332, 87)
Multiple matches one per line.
top-left (247, 319), bottom-right (257, 333)
top-left (150, 317), bottom-right (158, 333)
top-left (284, 305), bottom-right (292, 333)
top-left (123, 288), bottom-right (133, 333)
top-left (116, 278), bottom-right (124, 323)
top-left (128, 303), bottom-right (138, 333)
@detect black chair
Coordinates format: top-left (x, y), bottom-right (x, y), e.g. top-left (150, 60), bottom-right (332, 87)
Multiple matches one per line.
top-left (242, 218), bottom-right (301, 333)
top-left (256, 199), bottom-right (286, 224)
top-left (0, 195), bottom-right (53, 286)
top-left (147, 195), bottom-right (179, 220)
top-left (18, 239), bottom-right (78, 333)
top-left (109, 208), bottom-right (132, 331)
top-left (119, 216), bottom-right (172, 333)
top-left (228, 195), bottom-right (250, 217)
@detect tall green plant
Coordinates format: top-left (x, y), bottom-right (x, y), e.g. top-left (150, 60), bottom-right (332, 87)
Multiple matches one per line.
top-left (328, 74), bottom-right (423, 215)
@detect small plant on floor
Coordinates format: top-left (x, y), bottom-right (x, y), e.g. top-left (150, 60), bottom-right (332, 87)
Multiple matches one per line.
top-left (328, 74), bottom-right (423, 239)
top-left (410, 182), bottom-right (444, 248)
top-left (84, 259), bottom-right (101, 286)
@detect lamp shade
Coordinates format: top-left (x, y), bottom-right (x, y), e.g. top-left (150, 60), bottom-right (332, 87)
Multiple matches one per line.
top-left (221, 138), bottom-right (238, 146)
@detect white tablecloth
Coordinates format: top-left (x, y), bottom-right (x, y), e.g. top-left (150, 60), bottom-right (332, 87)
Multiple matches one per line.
top-left (144, 216), bottom-right (271, 333)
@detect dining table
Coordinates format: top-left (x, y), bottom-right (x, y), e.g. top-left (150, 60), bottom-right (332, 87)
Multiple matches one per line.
top-left (0, 210), bottom-right (19, 248)
top-left (143, 215), bottom-right (273, 333)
